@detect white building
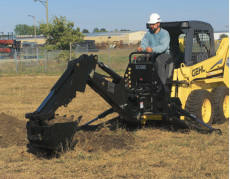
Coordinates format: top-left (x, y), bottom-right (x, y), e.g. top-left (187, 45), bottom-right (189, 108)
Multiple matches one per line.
top-left (214, 31), bottom-right (229, 40)
top-left (84, 31), bottom-right (146, 45)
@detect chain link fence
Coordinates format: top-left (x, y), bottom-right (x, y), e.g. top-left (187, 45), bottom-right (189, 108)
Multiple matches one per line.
top-left (0, 46), bottom-right (137, 75)
top-left (0, 49), bottom-right (67, 74)
top-left (76, 44), bottom-right (88, 57)
top-left (0, 40), bottom-right (223, 76)
top-left (0, 38), bottom-right (223, 75)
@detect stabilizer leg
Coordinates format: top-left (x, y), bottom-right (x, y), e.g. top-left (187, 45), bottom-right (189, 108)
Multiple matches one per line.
top-left (171, 103), bottom-right (222, 135)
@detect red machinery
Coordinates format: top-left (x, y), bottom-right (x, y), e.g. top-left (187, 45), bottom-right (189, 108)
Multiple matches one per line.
top-left (0, 32), bottom-right (20, 58)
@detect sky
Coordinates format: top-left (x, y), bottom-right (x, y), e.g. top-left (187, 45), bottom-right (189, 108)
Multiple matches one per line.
top-left (0, 0), bottom-right (229, 34)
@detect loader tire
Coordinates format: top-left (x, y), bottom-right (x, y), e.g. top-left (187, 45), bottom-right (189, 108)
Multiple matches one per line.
top-left (185, 90), bottom-right (214, 128)
top-left (211, 86), bottom-right (229, 124)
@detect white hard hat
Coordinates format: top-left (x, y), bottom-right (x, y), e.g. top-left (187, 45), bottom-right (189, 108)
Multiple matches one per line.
top-left (147, 13), bottom-right (161, 24)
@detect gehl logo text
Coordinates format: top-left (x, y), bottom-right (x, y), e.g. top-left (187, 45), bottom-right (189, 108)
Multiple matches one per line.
top-left (192, 66), bottom-right (205, 77)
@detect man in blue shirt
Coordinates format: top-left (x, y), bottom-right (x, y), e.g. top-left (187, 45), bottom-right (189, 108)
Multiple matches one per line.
top-left (137, 13), bottom-right (171, 84)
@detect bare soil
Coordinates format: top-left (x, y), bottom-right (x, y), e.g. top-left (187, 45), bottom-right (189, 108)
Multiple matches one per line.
top-left (74, 126), bottom-right (136, 152)
top-left (0, 113), bottom-right (27, 147)
top-left (0, 111), bottom-right (136, 152)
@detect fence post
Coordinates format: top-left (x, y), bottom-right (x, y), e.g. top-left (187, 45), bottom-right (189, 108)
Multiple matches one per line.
top-left (108, 46), bottom-right (111, 67)
top-left (70, 42), bottom-right (72, 61)
top-left (26, 48), bottom-right (28, 60)
top-left (36, 47), bottom-right (39, 66)
top-left (14, 51), bottom-right (17, 74)
top-left (45, 50), bottom-right (47, 72)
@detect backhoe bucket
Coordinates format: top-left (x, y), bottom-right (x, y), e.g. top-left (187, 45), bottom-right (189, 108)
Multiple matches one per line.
top-left (26, 115), bottom-right (79, 151)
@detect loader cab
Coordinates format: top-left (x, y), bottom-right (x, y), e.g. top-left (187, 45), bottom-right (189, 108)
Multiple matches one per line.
top-left (161, 21), bottom-right (215, 67)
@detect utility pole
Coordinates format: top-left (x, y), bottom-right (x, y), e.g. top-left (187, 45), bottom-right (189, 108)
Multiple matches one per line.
top-left (34, 0), bottom-right (48, 29)
top-left (46, 0), bottom-right (48, 29)
top-left (70, 42), bottom-right (72, 61)
top-left (28, 15), bottom-right (36, 44)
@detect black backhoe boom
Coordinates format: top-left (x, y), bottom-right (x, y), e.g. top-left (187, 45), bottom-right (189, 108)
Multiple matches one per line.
top-left (26, 54), bottom-right (131, 150)
top-left (26, 54), bottom-right (97, 121)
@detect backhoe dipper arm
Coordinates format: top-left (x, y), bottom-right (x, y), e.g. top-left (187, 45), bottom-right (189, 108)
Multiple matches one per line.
top-left (26, 54), bottom-right (127, 122)
top-left (26, 54), bottom-right (98, 121)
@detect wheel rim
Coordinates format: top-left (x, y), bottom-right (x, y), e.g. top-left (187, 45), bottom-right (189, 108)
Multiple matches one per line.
top-left (223, 95), bottom-right (229, 119)
top-left (202, 99), bottom-right (212, 123)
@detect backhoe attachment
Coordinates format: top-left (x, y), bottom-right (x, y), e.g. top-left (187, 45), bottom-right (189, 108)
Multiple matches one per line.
top-left (26, 54), bottom-right (128, 151)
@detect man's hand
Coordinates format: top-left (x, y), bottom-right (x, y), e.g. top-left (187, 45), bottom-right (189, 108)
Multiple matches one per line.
top-left (137, 47), bottom-right (153, 53)
top-left (137, 47), bottom-right (143, 52)
top-left (146, 47), bottom-right (153, 53)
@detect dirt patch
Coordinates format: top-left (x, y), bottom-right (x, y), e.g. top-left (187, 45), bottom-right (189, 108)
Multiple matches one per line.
top-left (0, 113), bottom-right (27, 147)
top-left (73, 127), bottom-right (136, 152)
top-left (0, 111), bottom-right (136, 152)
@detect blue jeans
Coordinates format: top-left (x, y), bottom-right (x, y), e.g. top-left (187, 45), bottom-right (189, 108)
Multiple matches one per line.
top-left (155, 53), bottom-right (172, 84)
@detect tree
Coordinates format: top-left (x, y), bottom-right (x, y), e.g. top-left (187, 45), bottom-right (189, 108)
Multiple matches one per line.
top-left (219, 34), bottom-right (228, 40)
top-left (100, 28), bottom-right (107, 32)
top-left (120, 29), bottom-right (130, 31)
top-left (93, 28), bottom-right (108, 32)
top-left (39, 16), bottom-right (84, 50)
top-left (82, 29), bottom-right (89, 33)
top-left (93, 28), bottom-right (100, 33)
top-left (14, 24), bottom-right (42, 35)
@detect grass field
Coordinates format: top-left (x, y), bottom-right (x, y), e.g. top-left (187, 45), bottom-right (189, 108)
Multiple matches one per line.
top-left (0, 74), bottom-right (228, 179)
